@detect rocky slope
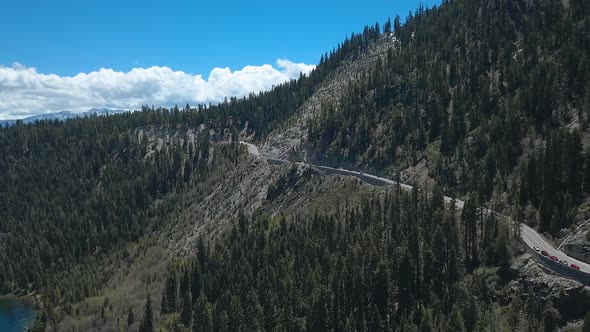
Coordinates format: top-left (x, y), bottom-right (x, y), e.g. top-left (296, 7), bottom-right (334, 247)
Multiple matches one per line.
top-left (260, 34), bottom-right (399, 162)
top-left (510, 254), bottom-right (590, 322)
top-left (166, 149), bottom-right (379, 257)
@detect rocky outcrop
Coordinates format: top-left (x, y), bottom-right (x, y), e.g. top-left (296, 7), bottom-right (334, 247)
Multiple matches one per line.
top-left (260, 34), bottom-right (399, 162)
top-left (510, 254), bottom-right (590, 321)
top-left (166, 150), bottom-right (379, 257)
top-left (166, 153), bottom-right (274, 256)
top-left (563, 229), bottom-right (590, 264)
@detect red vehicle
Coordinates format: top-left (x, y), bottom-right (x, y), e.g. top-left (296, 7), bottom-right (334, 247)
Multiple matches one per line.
top-left (541, 250), bottom-right (548, 256)
top-left (570, 264), bottom-right (581, 270)
top-left (550, 255), bottom-right (558, 261)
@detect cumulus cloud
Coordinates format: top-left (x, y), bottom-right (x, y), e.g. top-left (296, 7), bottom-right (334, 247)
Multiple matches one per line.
top-left (0, 59), bottom-right (315, 119)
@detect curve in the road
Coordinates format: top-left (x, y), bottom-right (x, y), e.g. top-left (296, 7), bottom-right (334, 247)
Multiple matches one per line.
top-left (240, 142), bottom-right (590, 280)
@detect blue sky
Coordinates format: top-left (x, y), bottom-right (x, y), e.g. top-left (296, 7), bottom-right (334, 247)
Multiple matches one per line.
top-left (0, 0), bottom-right (437, 119)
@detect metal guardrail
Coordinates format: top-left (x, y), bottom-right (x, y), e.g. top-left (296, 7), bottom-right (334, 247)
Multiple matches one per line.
top-left (523, 241), bottom-right (590, 285)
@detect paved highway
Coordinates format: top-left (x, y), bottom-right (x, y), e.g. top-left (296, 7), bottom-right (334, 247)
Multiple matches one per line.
top-left (240, 142), bottom-right (590, 277)
top-left (521, 224), bottom-right (590, 273)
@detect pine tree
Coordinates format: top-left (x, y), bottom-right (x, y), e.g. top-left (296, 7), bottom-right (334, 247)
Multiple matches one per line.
top-left (494, 223), bottom-right (511, 268)
top-left (193, 296), bottom-right (213, 332)
top-left (374, 260), bottom-right (390, 317)
top-left (384, 17), bottom-right (392, 34)
top-left (463, 295), bottom-right (478, 332)
top-left (181, 292), bottom-right (192, 327)
top-left (162, 270), bottom-right (177, 314)
top-left (393, 15), bottom-right (401, 37)
top-left (228, 295), bottom-right (244, 332)
top-left (139, 293), bottom-right (153, 332)
top-left (370, 304), bottom-right (384, 332)
top-left (508, 292), bottom-right (523, 332)
top-left (461, 195), bottom-right (478, 270)
top-left (191, 264), bottom-right (202, 301)
top-left (214, 309), bottom-right (229, 332)
top-left (446, 306), bottom-right (466, 332)
top-left (432, 226), bottom-right (447, 297)
top-left (244, 289), bottom-right (264, 332)
top-left (543, 307), bottom-right (560, 332)
top-left (398, 249), bottom-right (416, 313)
top-left (440, 117), bottom-right (451, 156)
top-left (419, 309), bottom-right (434, 332)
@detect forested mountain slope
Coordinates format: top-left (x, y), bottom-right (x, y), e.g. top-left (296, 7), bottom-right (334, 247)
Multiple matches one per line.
top-left (2, 0), bottom-right (590, 331)
top-left (267, 0), bottom-right (590, 238)
top-left (0, 116), bottom-right (240, 296)
top-left (151, 0), bottom-right (590, 330)
top-left (0, 18), bottom-right (384, 329)
top-left (160, 185), bottom-right (527, 331)
top-left (0, 0), bottom-right (385, 300)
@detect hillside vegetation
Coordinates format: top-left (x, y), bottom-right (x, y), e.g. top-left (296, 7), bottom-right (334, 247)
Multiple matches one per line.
top-left (2, 0), bottom-right (590, 331)
top-left (302, 0), bottom-right (590, 237)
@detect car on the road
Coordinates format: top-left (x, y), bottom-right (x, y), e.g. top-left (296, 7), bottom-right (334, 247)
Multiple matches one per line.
top-left (559, 260), bottom-right (568, 265)
top-left (533, 246), bottom-right (540, 252)
top-left (541, 250), bottom-right (548, 257)
top-left (550, 255), bottom-right (558, 261)
top-left (570, 264), bottom-right (581, 270)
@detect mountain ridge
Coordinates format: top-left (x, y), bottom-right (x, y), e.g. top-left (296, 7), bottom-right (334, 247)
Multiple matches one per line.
top-left (0, 108), bottom-right (129, 127)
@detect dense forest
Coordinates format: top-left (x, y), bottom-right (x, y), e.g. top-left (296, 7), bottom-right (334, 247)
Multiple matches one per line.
top-left (152, 185), bottom-right (547, 331)
top-left (0, 0), bottom-right (385, 300)
top-left (306, 0), bottom-right (590, 235)
top-left (0, 115), bottom-right (240, 297)
top-left (2, 0), bottom-right (590, 330)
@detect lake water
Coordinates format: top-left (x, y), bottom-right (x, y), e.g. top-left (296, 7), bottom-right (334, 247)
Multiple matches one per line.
top-left (0, 296), bottom-right (36, 332)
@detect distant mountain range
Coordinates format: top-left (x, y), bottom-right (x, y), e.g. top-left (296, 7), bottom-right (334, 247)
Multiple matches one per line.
top-left (0, 108), bottom-right (129, 127)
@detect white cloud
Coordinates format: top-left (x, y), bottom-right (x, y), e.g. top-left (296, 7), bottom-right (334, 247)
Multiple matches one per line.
top-left (0, 59), bottom-right (316, 119)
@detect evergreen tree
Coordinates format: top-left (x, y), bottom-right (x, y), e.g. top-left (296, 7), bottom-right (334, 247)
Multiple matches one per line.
top-left (419, 310), bottom-right (434, 332)
top-left (244, 289), bottom-right (264, 331)
top-left (193, 296), bottom-right (213, 332)
top-left (191, 265), bottom-right (202, 301)
top-left (370, 304), bottom-right (384, 332)
top-left (398, 249), bottom-right (416, 313)
top-left (228, 295), bottom-right (244, 332)
top-left (446, 306), bottom-right (466, 332)
top-left (161, 270), bottom-right (177, 314)
top-left (139, 293), bottom-right (153, 332)
top-left (214, 309), bottom-right (229, 332)
top-left (463, 295), bottom-right (478, 332)
top-left (181, 292), bottom-right (192, 327)
top-left (543, 307), bottom-right (560, 332)
top-left (461, 195), bottom-right (478, 270)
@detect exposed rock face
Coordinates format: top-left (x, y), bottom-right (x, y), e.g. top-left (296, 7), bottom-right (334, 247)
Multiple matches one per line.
top-left (510, 254), bottom-right (590, 321)
top-left (136, 125), bottom-right (202, 157)
top-left (563, 229), bottom-right (590, 264)
top-left (167, 153), bottom-right (274, 257)
top-left (260, 34), bottom-right (399, 162)
top-left (166, 150), bottom-right (378, 257)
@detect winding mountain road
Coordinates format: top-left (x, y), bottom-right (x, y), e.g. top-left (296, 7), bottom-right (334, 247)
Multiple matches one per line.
top-left (240, 141), bottom-right (590, 278)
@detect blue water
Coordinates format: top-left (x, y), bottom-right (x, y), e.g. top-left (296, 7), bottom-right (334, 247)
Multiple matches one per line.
top-left (0, 296), bottom-right (36, 332)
